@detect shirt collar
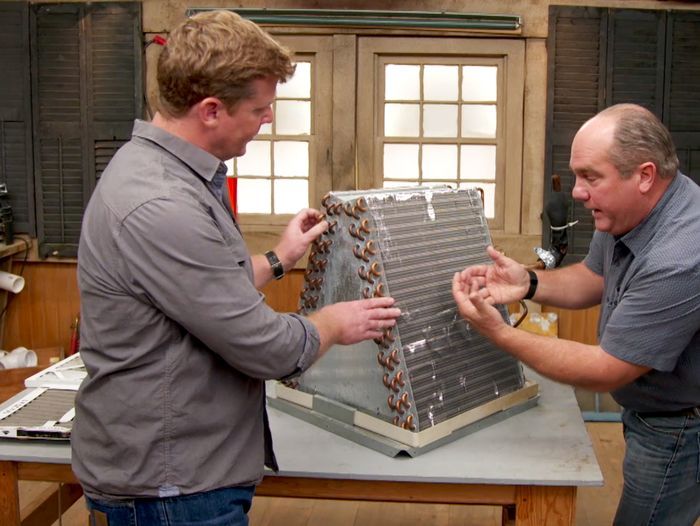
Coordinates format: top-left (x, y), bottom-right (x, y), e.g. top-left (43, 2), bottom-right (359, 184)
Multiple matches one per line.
top-left (619, 171), bottom-right (682, 256)
top-left (131, 119), bottom-right (227, 184)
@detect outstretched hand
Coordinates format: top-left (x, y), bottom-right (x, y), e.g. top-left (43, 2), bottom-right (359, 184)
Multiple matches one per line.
top-left (275, 208), bottom-right (328, 270)
top-left (451, 271), bottom-right (509, 339)
top-left (456, 245), bottom-right (530, 305)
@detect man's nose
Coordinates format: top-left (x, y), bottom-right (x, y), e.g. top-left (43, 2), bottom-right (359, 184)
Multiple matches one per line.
top-left (571, 181), bottom-right (588, 201)
top-left (263, 107), bottom-right (274, 124)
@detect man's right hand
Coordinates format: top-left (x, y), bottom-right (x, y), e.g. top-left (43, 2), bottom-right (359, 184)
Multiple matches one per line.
top-left (456, 245), bottom-right (531, 305)
top-left (308, 297), bottom-right (401, 356)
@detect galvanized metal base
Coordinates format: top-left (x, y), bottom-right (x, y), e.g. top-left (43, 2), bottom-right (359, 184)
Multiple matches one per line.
top-left (267, 386), bottom-right (539, 457)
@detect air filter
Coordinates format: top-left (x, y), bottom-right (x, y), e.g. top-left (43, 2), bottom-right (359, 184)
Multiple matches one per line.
top-left (269, 186), bottom-right (538, 455)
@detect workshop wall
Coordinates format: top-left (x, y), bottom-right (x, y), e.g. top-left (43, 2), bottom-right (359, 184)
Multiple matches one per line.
top-left (5, 0), bottom-right (698, 361)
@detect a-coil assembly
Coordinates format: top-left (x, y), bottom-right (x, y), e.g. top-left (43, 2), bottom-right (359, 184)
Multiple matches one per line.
top-left (270, 186), bottom-right (538, 455)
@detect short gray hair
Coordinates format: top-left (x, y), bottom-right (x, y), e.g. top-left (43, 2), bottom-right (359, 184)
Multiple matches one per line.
top-left (598, 103), bottom-right (678, 179)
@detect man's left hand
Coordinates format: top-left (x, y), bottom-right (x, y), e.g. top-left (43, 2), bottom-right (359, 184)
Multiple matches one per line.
top-left (452, 271), bottom-right (509, 339)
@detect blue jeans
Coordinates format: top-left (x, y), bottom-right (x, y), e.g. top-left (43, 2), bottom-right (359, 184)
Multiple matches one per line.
top-left (85, 486), bottom-right (255, 526)
top-left (614, 409), bottom-right (700, 526)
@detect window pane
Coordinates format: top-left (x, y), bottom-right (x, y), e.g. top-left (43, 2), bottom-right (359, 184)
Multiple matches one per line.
top-left (224, 159), bottom-right (234, 175)
top-left (384, 144), bottom-right (419, 179)
top-left (385, 64), bottom-right (420, 100)
top-left (424, 65), bottom-right (458, 101)
top-left (259, 122), bottom-right (272, 135)
top-left (274, 179), bottom-right (308, 214)
top-left (460, 145), bottom-right (496, 181)
top-left (461, 105), bottom-right (497, 138)
top-left (275, 100), bottom-right (310, 135)
top-left (274, 141), bottom-right (308, 177)
top-left (459, 181), bottom-right (495, 219)
top-left (384, 103), bottom-right (420, 137)
top-left (423, 104), bottom-right (458, 138)
top-left (278, 62), bottom-right (310, 98)
top-left (462, 66), bottom-right (497, 101)
top-left (238, 179), bottom-right (271, 213)
top-left (422, 144), bottom-right (458, 180)
top-left (236, 141), bottom-right (271, 176)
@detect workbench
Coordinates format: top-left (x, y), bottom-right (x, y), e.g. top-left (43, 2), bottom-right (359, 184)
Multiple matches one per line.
top-left (0, 370), bottom-right (602, 525)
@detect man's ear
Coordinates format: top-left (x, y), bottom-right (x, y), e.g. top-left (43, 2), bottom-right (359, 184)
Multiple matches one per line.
top-left (197, 97), bottom-right (224, 128)
top-left (638, 161), bottom-right (656, 194)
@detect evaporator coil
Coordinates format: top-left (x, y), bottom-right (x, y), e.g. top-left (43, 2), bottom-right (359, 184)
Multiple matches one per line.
top-left (269, 186), bottom-right (538, 456)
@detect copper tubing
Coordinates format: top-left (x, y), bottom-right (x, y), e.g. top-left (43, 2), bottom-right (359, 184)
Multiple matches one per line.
top-left (369, 261), bottom-right (381, 277)
top-left (389, 376), bottom-right (400, 393)
top-left (362, 287), bottom-right (372, 299)
top-left (358, 266), bottom-right (374, 284)
top-left (353, 244), bottom-right (370, 261)
top-left (344, 201), bottom-right (360, 219)
top-left (348, 223), bottom-right (365, 241)
top-left (364, 240), bottom-right (377, 255)
top-left (321, 193), bottom-right (331, 208)
top-left (355, 197), bottom-right (368, 212)
top-left (374, 335), bottom-right (390, 349)
top-left (383, 373), bottom-right (392, 389)
top-left (389, 349), bottom-right (400, 364)
top-left (377, 350), bottom-right (394, 369)
top-left (317, 259), bottom-right (328, 271)
top-left (327, 220), bottom-right (337, 234)
top-left (387, 394), bottom-right (397, 411)
top-left (383, 327), bottom-right (396, 343)
top-left (359, 218), bottom-right (371, 234)
top-left (393, 416), bottom-right (400, 426)
top-left (373, 283), bottom-right (385, 297)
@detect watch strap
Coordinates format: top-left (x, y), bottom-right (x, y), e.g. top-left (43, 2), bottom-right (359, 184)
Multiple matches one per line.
top-left (264, 250), bottom-right (285, 280)
top-left (524, 269), bottom-right (538, 300)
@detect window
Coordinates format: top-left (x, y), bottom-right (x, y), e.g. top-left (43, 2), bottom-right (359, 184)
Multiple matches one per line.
top-left (358, 38), bottom-right (524, 233)
top-left (235, 35), bottom-right (525, 247)
top-left (380, 62), bottom-right (499, 218)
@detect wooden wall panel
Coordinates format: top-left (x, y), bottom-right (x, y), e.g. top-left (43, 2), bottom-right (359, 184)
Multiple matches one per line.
top-left (2, 264), bottom-right (306, 352)
top-left (3, 262), bottom-right (79, 352)
top-left (543, 304), bottom-right (600, 345)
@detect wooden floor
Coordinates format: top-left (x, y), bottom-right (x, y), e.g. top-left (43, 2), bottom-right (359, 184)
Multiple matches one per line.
top-left (16, 422), bottom-right (697, 526)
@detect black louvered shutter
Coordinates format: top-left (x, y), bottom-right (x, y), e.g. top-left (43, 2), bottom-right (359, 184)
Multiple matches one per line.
top-left (546, 6), bottom-right (699, 264)
top-left (0, 3), bottom-right (34, 235)
top-left (31, 2), bottom-right (142, 258)
top-left (545, 6), bottom-right (605, 262)
top-left (606, 10), bottom-right (665, 113)
top-left (665, 13), bottom-right (700, 185)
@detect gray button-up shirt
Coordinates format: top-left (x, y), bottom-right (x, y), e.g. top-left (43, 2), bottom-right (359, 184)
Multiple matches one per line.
top-left (72, 120), bottom-right (320, 500)
top-left (584, 172), bottom-right (700, 412)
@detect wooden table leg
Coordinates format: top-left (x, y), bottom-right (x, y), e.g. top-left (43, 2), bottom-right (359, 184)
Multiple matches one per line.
top-left (0, 460), bottom-right (21, 526)
top-left (514, 486), bottom-right (576, 526)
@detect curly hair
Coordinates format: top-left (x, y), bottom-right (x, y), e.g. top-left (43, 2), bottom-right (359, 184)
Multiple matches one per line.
top-left (157, 10), bottom-right (295, 117)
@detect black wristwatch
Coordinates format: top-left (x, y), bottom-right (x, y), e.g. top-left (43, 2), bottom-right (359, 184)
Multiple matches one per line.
top-left (264, 250), bottom-right (285, 280)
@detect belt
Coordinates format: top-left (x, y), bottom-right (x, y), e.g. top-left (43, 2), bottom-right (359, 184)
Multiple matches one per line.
top-left (636, 406), bottom-right (700, 418)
